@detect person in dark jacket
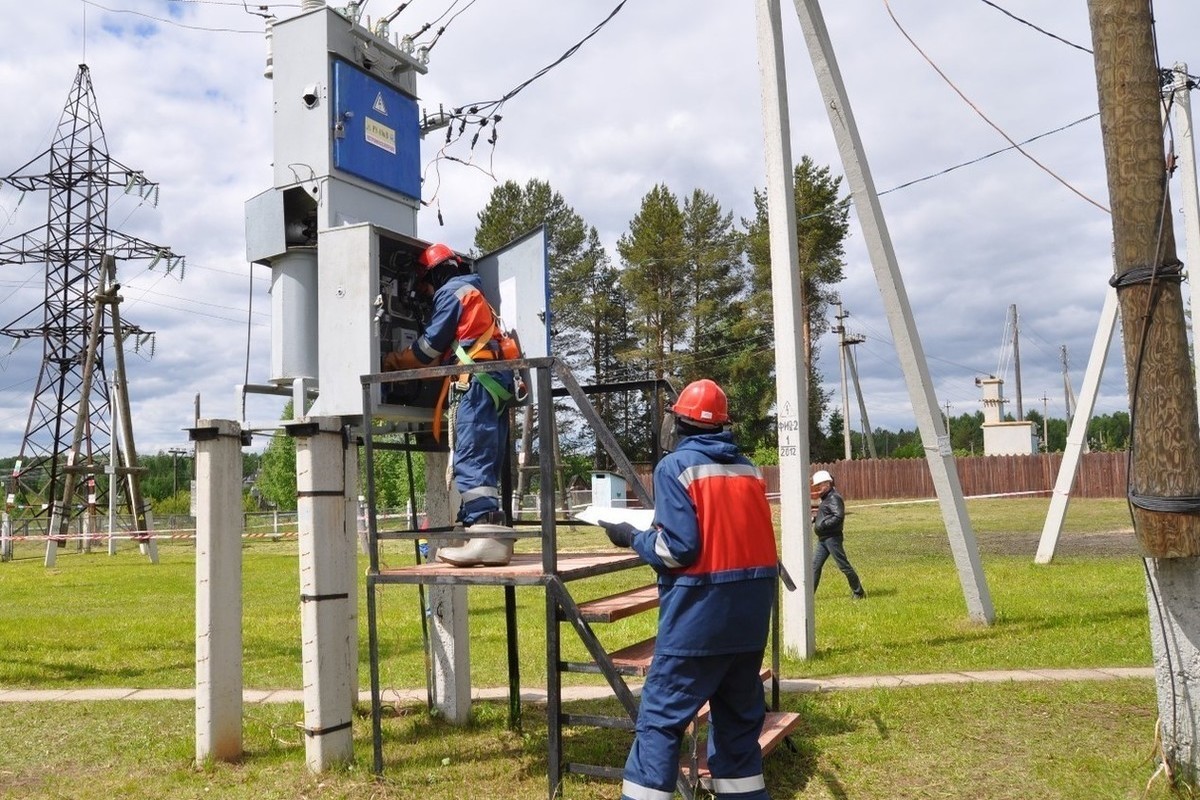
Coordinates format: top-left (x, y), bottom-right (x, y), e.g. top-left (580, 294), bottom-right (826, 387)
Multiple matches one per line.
top-left (599, 379), bottom-right (778, 800)
top-left (810, 470), bottom-right (865, 599)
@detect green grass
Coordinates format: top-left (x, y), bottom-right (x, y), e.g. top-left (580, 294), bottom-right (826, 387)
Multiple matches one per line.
top-left (0, 496), bottom-right (1170, 799)
top-left (0, 682), bottom-right (1175, 799)
top-left (0, 497), bottom-right (1147, 689)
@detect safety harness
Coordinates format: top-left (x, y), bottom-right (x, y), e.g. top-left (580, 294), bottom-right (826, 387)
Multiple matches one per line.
top-left (429, 321), bottom-right (514, 442)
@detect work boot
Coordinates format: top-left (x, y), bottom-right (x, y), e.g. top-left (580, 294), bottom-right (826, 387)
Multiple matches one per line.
top-left (436, 511), bottom-right (515, 567)
top-left (435, 536), bottom-right (515, 567)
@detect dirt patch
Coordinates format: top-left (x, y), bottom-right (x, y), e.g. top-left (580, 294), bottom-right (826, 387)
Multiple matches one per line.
top-left (977, 529), bottom-right (1140, 557)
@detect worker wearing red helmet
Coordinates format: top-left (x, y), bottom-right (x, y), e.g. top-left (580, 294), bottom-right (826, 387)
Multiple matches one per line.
top-left (383, 242), bottom-right (515, 567)
top-left (598, 378), bottom-right (778, 800)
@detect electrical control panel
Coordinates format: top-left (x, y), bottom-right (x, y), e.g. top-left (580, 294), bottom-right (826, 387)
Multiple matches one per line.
top-left (307, 222), bottom-right (550, 423)
top-left (246, 5), bottom-right (552, 430)
top-left (331, 58), bottom-right (421, 201)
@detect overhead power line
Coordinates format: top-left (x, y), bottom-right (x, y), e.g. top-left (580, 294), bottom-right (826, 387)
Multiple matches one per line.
top-left (421, 0), bottom-right (630, 211)
top-left (82, 0), bottom-right (261, 33)
top-left (883, 0), bottom-right (1110, 214)
top-left (975, 0), bottom-right (1093, 55)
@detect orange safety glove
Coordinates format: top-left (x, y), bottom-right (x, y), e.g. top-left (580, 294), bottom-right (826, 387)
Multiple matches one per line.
top-left (383, 347), bottom-right (423, 372)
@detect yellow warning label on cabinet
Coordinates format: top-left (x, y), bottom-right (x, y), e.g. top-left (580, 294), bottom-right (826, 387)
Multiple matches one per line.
top-left (365, 118), bottom-right (396, 154)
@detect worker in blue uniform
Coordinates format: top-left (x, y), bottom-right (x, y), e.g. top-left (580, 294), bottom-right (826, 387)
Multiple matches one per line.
top-left (598, 378), bottom-right (778, 800)
top-left (383, 242), bottom-right (515, 567)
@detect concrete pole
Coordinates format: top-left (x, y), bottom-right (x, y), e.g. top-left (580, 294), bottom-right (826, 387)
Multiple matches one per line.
top-left (292, 417), bottom-right (355, 770)
top-left (108, 275), bottom-right (158, 564)
top-left (193, 418), bottom-right (244, 763)
top-left (1060, 345), bottom-right (1074, 424)
top-left (790, 0), bottom-right (993, 623)
top-left (1036, 292), bottom-right (1118, 563)
top-left (424, 450), bottom-right (471, 722)
top-left (342, 439), bottom-right (360, 711)
top-left (836, 302), bottom-right (852, 460)
top-left (108, 398), bottom-right (120, 556)
top-left (1011, 304), bottom-right (1024, 421)
top-left (846, 345), bottom-right (877, 458)
top-left (754, 0), bottom-right (815, 658)
top-left (1173, 64), bottom-right (1200, 416)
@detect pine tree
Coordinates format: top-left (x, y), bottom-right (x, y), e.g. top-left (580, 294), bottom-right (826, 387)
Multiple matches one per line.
top-left (679, 188), bottom-right (747, 386)
top-left (256, 403), bottom-right (297, 511)
top-left (616, 184), bottom-right (689, 383)
top-left (743, 156), bottom-right (849, 458)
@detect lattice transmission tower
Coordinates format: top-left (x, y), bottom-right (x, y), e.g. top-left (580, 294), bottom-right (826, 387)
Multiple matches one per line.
top-left (0, 64), bottom-right (182, 561)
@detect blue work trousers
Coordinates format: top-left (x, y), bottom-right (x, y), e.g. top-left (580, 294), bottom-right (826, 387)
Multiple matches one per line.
top-left (812, 535), bottom-right (863, 596)
top-left (452, 372), bottom-right (511, 525)
top-left (622, 651), bottom-right (770, 800)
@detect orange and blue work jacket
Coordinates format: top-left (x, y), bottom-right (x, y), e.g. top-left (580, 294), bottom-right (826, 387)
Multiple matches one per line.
top-left (629, 432), bottom-right (779, 657)
top-left (412, 273), bottom-right (501, 365)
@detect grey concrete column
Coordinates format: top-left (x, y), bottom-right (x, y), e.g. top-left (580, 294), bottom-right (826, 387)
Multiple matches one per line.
top-left (193, 418), bottom-right (245, 763)
top-left (292, 417), bottom-right (355, 770)
top-left (1146, 557), bottom-right (1200, 781)
top-left (424, 449), bottom-right (471, 723)
top-left (342, 440), bottom-right (360, 710)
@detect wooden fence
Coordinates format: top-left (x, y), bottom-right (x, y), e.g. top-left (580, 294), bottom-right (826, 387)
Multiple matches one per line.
top-left (632, 451), bottom-right (1127, 502)
top-left (807, 451), bottom-right (1128, 500)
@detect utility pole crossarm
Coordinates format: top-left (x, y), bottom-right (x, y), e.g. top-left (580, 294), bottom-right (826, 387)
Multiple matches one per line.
top-left (0, 227), bottom-right (52, 264)
top-left (3, 163), bottom-right (161, 196)
top-left (104, 231), bottom-right (184, 265)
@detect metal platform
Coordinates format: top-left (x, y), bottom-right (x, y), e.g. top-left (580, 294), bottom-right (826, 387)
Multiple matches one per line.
top-left (373, 551), bottom-right (644, 586)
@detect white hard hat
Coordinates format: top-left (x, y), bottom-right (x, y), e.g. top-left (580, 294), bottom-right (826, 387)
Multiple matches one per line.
top-left (811, 470), bottom-right (833, 486)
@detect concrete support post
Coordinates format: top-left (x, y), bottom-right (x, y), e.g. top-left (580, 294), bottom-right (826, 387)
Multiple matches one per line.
top-left (193, 418), bottom-right (244, 763)
top-left (1146, 558), bottom-right (1200, 774)
top-left (424, 449), bottom-right (471, 723)
top-left (1, 512), bottom-right (11, 561)
top-left (790, 0), bottom-right (993, 623)
top-left (755, 0), bottom-right (815, 657)
top-left (342, 439), bottom-right (360, 710)
top-left (1036, 289), bottom-right (1118, 563)
top-left (293, 417), bottom-right (355, 770)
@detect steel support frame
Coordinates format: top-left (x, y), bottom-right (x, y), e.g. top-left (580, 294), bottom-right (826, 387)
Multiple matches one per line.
top-left (363, 357), bottom-right (710, 798)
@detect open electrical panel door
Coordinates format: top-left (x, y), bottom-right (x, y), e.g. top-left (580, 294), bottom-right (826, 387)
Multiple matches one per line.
top-left (311, 221), bottom-right (550, 428)
top-left (473, 225), bottom-right (552, 360)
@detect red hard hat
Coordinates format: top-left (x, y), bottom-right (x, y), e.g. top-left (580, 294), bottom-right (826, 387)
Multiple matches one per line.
top-left (417, 242), bottom-right (458, 275)
top-left (671, 379), bottom-right (729, 426)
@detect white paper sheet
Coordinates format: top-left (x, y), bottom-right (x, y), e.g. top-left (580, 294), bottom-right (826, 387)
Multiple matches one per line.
top-left (574, 504), bottom-right (655, 529)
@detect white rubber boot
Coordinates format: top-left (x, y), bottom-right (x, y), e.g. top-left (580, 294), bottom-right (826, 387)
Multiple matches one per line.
top-left (435, 535), bottom-right (515, 567)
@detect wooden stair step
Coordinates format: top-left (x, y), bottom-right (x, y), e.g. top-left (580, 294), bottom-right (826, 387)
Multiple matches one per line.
top-left (607, 637), bottom-right (657, 676)
top-left (688, 711), bottom-right (803, 779)
top-left (694, 667), bottom-right (774, 726)
top-left (577, 585), bottom-right (659, 623)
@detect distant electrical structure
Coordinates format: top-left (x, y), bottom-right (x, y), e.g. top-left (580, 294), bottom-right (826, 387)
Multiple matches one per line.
top-left (0, 64), bottom-right (182, 564)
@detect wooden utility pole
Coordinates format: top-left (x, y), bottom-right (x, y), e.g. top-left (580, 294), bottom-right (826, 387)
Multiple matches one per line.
top-left (1090, 1), bottom-right (1200, 555)
top-left (1090, 0), bottom-right (1200, 783)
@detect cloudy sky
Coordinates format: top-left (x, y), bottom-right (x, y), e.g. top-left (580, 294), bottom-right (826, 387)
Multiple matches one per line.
top-left (0, 0), bottom-right (1197, 457)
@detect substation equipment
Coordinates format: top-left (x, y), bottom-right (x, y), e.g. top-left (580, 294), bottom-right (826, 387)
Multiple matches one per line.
top-left (194, 4), bottom-right (797, 795)
top-left (196, 1), bottom-right (547, 772)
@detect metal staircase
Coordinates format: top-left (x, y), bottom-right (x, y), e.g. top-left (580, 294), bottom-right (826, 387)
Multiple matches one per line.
top-left (360, 356), bottom-right (799, 798)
